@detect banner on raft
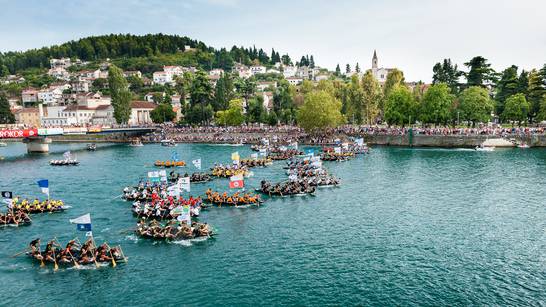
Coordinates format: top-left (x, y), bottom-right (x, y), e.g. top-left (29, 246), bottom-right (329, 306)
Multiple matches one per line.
top-left (354, 138), bottom-right (364, 146)
top-left (147, 171), bottom-right (161, 182)
top-left (69, 213), bottom-right (93, 237)
top-left (229, 174), bottom-right (244, 189)
top-left (1, 191), bottom-right (12, 207)
top-left (178, 177), bottom-right (190, 192)
top-left (175, 205), bottom-right (191, 226)
top-left (258, 148), bottom-right (267, 156)
top-left (0, 129), bottom-right (38, 138)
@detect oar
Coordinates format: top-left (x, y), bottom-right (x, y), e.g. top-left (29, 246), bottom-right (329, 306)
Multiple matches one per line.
top-left (52, 248), bottom-right (59, 271)
top-left (11, 248), bottom-right (29, 258)
top-left (105, 243), bottom-right (116, 267)
top-left (67, 249), bottom-right (80, 269)
top-left (37, 246), bottom-right (45, 268)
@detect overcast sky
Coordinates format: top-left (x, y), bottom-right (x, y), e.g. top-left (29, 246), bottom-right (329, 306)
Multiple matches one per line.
top-left (1, 0), bottom-right (544, 81)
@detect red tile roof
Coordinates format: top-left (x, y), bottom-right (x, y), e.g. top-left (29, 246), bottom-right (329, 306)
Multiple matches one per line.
top-left (131, 101), bottom-right (157, 109)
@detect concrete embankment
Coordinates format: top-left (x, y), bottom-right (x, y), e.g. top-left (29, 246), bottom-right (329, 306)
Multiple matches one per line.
top-left (40, 132), bottom-right (546, 147)
top-left (362, 134), bottom-right (546, 147)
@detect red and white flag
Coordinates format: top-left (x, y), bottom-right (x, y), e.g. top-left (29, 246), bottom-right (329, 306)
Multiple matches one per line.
top-left (229, 174), bottom-right (244, 189)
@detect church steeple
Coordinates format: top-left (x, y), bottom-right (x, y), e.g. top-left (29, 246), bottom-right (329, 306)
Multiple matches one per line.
top-left (372, 50), bottom-right (378, 70)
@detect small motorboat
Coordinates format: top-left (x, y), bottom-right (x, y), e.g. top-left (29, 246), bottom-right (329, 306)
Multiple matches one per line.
top-left (161, 139), bottom-right (177, 147)
top-left (517, 143), bottom-right (530, 149)
top-left (0, 142), bottom-right (7, 147)
top-left (87, 143), bottom-right (97, 151)
top-left (475, 145), bottom-right (494, 152)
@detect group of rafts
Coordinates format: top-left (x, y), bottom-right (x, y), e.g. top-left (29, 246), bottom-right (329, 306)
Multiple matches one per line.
top-left (0, 198), bottom-right (68, 227)
top-left (122, 141), bottom-right (367, 242)
top-left (24, 238), bottom-right (125, 269)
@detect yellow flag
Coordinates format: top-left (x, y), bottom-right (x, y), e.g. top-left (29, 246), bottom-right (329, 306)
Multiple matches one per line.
top-left (231, 152), bottom-right (240, 161)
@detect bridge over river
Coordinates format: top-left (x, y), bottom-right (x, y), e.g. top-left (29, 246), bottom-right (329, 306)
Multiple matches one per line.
top-left (0, 127), bottom-right (156, 152)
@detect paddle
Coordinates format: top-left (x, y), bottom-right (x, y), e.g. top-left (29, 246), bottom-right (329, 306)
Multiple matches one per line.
top-left (67, 249), bottom-right (80, 269)
top-left (11, 248), bottom-right (29, 258)
top-left (52, 248), bottom-right (59, 271)
top-left (105, 243), bottom-right (116, 267)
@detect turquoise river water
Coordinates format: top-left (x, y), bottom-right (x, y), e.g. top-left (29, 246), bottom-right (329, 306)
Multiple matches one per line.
top-left (0, 142), bottom-right (545, 306)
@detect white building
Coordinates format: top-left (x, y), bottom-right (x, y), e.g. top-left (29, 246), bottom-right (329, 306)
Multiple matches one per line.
top-left (315, 74), bottom-right (329, 82)
top-left (22, 88), bottom-right (39, 104)
top-left (76, 92), bottom-right (111, 108)
top-left (50, 58), bottom-right (72, 69)
top-left (371, 50), bottom-right (393, 83)
top-left (72, 78), bottom-right (92, 92)
top-left (38, 87), bottom-right (63, 105)
top-left (282, 66), bottom-right (297, 78)
top-left (123, 71), bottom-right (142, 78)
top-left (209, 69), bottom-right (224, 77)
top-left (153, 71), bottom-right (171, 85)
top-left (286, 77), bottom-right (303, 86)
top-left (233, 64), bottom-right (252, 79)
top-left (250, 65), bottom-right (267, 75)
top-left (144, 92), bottom-right (165, 103)
top-left (48, 67), bottom-right (70, 80)
top-left (256, 81), bottom-right (277, 92)
top-left (129, 101), bottom-right (156, 125)
top-left (79, 69), bottom-right (101, 80)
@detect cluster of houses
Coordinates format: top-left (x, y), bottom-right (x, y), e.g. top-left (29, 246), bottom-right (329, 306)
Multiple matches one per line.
top-left (4, 50), bottom-right (419, 128)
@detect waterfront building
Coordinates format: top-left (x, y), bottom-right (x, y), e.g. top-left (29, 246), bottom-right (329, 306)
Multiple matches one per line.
top-left (21, 88), bottom-right (39, 104)
top-left (129, 101), bottom-right (157, 125)
top-left (14, 107), bottom-right (40, 127)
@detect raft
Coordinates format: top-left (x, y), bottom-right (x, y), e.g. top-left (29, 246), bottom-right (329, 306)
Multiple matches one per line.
top-left (50, 160), bottom-right (79, 166)
top-left (154, 160), bottom-right (186, 167)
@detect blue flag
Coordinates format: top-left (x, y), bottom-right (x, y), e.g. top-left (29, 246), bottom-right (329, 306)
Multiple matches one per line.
top-left (69, 213), bottom-right (92, 232)
top-left (37, 179), bottom-right (49, 196)
top-left (171, 151), bottom-right (179, 161)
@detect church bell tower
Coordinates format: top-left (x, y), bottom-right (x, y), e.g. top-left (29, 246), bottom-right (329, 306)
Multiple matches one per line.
top-left (372, 50), bottom-right (378, 70)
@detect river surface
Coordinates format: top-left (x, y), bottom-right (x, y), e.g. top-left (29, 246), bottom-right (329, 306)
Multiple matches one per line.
top-left (0, 142), bottom-right (545, 306)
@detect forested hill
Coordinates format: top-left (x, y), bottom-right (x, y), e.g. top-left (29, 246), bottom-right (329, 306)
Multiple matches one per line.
top-left (0, 33), bottom-right (302, 75)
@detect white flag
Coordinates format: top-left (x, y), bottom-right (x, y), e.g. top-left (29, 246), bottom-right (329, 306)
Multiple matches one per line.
top-left (158, 170), bottom-right (167, 177)
top-left (250, 153), bottom-right (258, 159)
top-left (230, 174), bottom-right (244, 182)
top-left (192, 159), bottom-right (201, 170)
top-left (167, 185), bottom-right (180, 197)
top-left (178, 177), bottom-right (190, 192)
top-left (334, 147), bottom-right (341, 154)
top-left (69, 213), bottom-right (91, 224)
top-left (288, 174), bottom-right (298, 181)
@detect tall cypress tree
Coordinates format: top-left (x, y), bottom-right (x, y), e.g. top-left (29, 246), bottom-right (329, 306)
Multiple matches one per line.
top-left (0, 93), bottom-right (15, 124)
top-left (108, 65), bottom-right (132, 124)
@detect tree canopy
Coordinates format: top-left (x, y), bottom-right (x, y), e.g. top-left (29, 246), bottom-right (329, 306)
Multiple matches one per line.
top-left (297, 90), bottom-right (344, 131)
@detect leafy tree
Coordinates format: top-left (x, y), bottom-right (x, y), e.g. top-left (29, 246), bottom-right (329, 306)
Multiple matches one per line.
top-left (494, 65), bottom-right (519, 115)
top-left (246, 95), bottom-right (266, 123)
top-left (234, 77), bottom-right (255, 101)
top-left (384, 85), bottom-right (417, 126)
top-left (184, 103), bottom-right (214, 125)
top-left (267, 110), bottom-right (278, 126)
top-left (360, 70), bottom-right (382, 124)
top-left (150, 103), bottom-right (176, 123)
top-left (108, 65), bottom-right (131, 124)
top-left (273, 80), bottom-right (295, 113)
top-left (516, 70), bottom-right (529, 96)
top-left (383, 68), bottom-right (405, 102)
top-left (457, 86), bottom-right (495, 126)
top-left (297, 90), bottom-right (344, 131)
top-left (189, 70), bottom-right (213, 124)
top-left (502, 93), bottom-right (530, 126)
top-left (464, 56), bottom-right (496, 88)
top-left (345, 64), bottom-right (351, 74)
top-left (127, 75), bottom-right (144, 92)
top-left (0, 93), bottom-right (15, 124)
top-left (281, 54), bottom-right (292, 66)
top-left (432, 58), bottom-right (461, 93)
top-left (527, 68), bottom-right (546, 122)
top-left (213, 73), bottom-right (235, 111)
top-left (216, 99), bottom-right (245, 126)
top-left (345, 75), bottom-right (363, 124)
top-left (419, 83), bottom-right (454, 125)
top-left (174, 73), bottom-right (192, 105)
top-left (92, 78), bottom-right (108, 90)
